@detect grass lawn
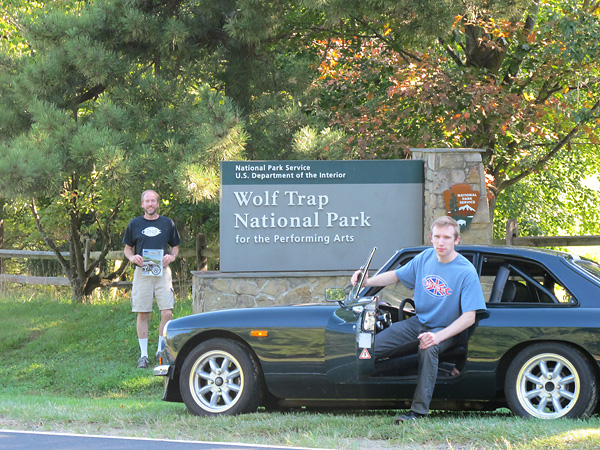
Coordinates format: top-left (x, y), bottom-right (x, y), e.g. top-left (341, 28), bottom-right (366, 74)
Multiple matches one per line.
top-left (2, 290), bottom-right (600, 450)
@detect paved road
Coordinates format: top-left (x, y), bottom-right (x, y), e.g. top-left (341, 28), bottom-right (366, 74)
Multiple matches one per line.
top-left (0, 430), bottom-right (332, 450)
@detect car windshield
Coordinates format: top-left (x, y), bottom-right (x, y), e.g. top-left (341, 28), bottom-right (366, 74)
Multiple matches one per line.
top-left (572, 259), bottom-right (600, 284)
top-left (349, 247), bottom-right (376, 300)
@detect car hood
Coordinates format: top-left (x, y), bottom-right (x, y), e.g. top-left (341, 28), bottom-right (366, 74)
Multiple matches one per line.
top-left (167, 303), bottom-right (340, 332)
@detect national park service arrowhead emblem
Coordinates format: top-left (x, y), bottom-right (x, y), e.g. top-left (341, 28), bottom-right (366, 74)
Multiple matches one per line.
top-left (443, 184), bottom-right (479, 231)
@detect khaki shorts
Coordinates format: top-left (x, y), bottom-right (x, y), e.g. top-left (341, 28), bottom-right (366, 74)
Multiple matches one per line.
top-left (131, 266), bottom-right (175, 312)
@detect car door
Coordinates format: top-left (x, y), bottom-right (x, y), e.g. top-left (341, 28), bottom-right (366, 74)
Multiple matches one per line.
top-left (335, 250), bottom-right (489, 401)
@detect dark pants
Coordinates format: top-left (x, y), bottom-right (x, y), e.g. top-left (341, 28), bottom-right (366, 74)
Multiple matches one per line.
top-left (374, 316), bottom-right (458, 415)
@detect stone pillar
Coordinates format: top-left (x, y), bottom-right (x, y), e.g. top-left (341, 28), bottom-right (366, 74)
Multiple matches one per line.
top-left (411, 148), bottom-right (492, 245)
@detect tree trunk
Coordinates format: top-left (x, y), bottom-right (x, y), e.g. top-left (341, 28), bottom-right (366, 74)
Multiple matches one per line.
top-left (30, 198), bottom-right (88, 302)
top-left (224, 42), bottom-right (255, 116)
top-left (68, 209), bottom-right (87, 303)
top-left (69, 275), bottom-right (86, 302)
top-left (488, 193), bottom-right (497, 225)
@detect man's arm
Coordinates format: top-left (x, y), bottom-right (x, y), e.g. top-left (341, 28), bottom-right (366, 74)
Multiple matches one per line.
top-left (124, 244), bottom-right (143, 267)
top-left (418, 310), bottom-right (476, 349)
top-left (351, 269), bottom-right (399, 287)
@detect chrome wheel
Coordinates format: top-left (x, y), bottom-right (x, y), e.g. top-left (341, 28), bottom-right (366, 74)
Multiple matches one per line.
top-left (516, 353), bottom-right (579, 419)
top-left (505, 343), bottom-right (597, 419)
top-left (189, 350), bottom-right (243, 413)
top-left (180, 338), bottom-right (262, 416)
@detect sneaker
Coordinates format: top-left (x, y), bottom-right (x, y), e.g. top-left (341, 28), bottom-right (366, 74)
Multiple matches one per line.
top-left (136, 356), bottom-right (149, 369)
top-left (394, 410), bottom-right (428, 423)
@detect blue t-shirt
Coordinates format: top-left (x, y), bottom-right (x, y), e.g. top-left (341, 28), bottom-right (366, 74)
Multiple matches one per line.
top-left (122, 215), bottom-right (181, 256)
top-left (395, 248), bottom-right (486, 328)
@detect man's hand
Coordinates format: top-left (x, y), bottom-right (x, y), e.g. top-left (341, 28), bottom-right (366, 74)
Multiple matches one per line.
top-left (352, 270), bottom-right (398, 288)
top-left (417, 331), bottom-right (440, 349)
top-left (351, 270), bottom-right (368, 286)
top-left (417, 311), bottom-right (477, 350)
top-left (124, 245), bottom-right (143, 267)
top-left (129, 254), bottom-right (144, 267)
top-left (162, 254), bottom-right (176, 266)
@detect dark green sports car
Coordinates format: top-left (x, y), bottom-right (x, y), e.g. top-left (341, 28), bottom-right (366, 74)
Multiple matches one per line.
top-left (154, 245), bottom-right (600, 419)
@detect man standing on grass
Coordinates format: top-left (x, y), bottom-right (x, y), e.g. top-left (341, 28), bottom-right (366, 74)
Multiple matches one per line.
top-left (123, 190), bottom-right (181, 369)
top-left (351, 216), bottom-right (486, 422)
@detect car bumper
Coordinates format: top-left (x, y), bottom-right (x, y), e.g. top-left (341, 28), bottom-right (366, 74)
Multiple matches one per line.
top-left (153, 364), bottom-right (171, 377)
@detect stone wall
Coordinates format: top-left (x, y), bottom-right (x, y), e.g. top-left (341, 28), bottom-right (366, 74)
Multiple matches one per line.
top-left (192, 150), bottom-right (493, 313)
top-left (192, 271), bottom-right (352, 313)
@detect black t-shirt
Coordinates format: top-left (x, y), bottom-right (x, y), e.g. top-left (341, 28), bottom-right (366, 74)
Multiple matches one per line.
top-left (122, 215), bottom-right (181, 256)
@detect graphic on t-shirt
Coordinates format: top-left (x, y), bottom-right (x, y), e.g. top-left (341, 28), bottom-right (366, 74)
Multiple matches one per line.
top-left (422, 275), bottom-right (452, 298)
top-left (141, 227), bottom-right (162, 237)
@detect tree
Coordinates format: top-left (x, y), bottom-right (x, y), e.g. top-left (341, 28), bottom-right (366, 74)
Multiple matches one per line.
top-left (312, 0), bottom-right (600, 234)
top-left (3, 0), bottom-right (598, 303)
top-left (0, 0), bottom-right (247, 300)
top-left (206, 0), bottom-right (350, 161)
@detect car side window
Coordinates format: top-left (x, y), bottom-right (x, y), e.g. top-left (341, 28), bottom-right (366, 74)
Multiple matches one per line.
top-left (482, 256), bottom-right (576, 305)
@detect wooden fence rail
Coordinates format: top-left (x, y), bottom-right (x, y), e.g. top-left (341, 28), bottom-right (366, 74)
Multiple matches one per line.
top-left (0, 233), bottom-right (218, 287)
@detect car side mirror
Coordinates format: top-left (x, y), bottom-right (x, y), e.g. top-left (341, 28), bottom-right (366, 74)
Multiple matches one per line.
top-left (325, 287), bottom-right (346, 303)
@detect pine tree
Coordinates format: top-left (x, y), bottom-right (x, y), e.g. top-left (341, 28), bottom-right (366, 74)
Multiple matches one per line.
top-left (0, 0), bottom-right (247, 301)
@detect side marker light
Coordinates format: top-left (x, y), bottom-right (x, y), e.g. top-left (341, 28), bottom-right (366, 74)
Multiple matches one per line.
top-left (250, 330), bottom-right (268, 337)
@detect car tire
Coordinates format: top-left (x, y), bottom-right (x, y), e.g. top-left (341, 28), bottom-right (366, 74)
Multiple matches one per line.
top-left (505, 343), bottom-right (598, 419)
top-left (180, 338), bottom-right (262, 416)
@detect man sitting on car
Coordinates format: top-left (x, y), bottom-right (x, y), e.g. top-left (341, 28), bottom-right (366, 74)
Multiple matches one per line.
top-left (351, 216), bottom-right (486, 423)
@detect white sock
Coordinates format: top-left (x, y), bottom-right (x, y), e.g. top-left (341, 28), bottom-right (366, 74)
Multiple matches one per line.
top-left (157, 336), bottom-right (166, 355)
top-left (139, 338), bottom-right (148, 358)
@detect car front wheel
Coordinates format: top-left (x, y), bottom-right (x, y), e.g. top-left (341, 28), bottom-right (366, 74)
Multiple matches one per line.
top-left (505, 343), bottom-right (597, 419)
top-left (180, 338), bottom-right (262, 416)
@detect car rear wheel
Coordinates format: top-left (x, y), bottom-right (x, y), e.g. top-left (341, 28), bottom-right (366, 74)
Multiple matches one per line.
top-left (505, 343), bottom-right (597, 419)
top-left (180, 338), bottom-right (262, 416)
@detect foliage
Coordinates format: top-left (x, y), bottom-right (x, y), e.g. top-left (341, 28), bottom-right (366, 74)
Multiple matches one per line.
top-left (313, 0), bottom-right (600, 234)
top-left (2, 0), bottom-right (600, 290)
top-left (0, 0), bottom-right (247, 300)
top-left (494, 148), bottom-right (600, 237)
top-left (221, 1), bottom-right (350, 161)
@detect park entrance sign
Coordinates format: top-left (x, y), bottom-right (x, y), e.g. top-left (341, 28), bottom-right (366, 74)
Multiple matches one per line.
top-left (220, 160), bottom-right (424, 272)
